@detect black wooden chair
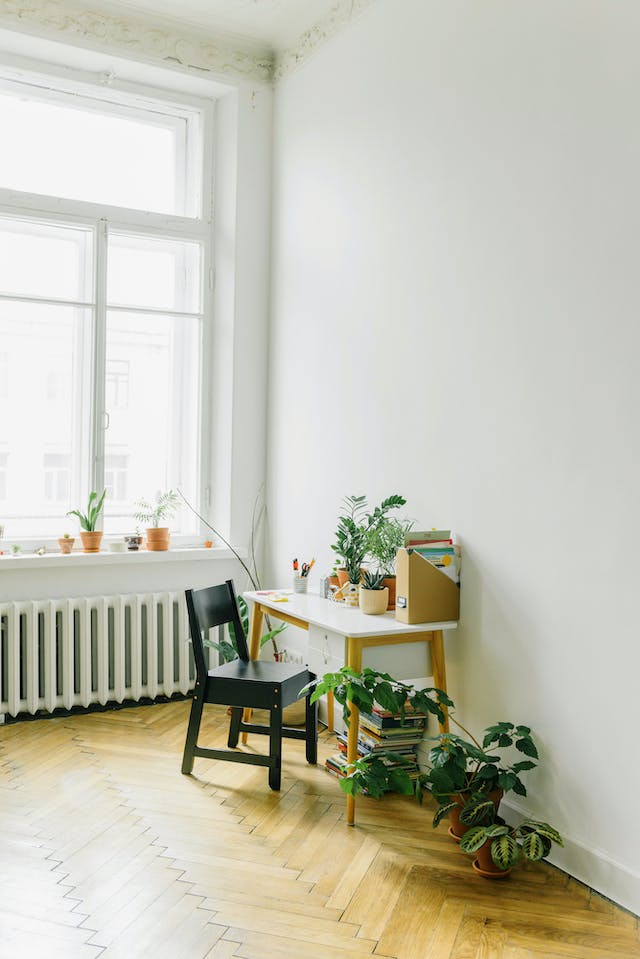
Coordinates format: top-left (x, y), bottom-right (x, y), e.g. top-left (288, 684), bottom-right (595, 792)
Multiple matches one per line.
top-left (181, 579), bottom-right (317, 790)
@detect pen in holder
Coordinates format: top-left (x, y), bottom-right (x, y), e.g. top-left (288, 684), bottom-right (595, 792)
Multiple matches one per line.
top-left (293, 576), bottom-right (308, 594)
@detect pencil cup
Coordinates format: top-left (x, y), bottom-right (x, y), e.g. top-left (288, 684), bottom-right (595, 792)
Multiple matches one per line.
top-left (293, 576), bottom-right (308, 594)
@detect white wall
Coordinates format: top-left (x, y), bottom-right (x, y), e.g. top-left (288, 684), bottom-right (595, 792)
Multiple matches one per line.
top-left (268, 0), bottom-right (640, 914)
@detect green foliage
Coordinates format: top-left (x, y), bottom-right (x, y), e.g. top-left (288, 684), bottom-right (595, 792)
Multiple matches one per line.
top-left (304, 666), bottom-right (453, 730)
top-left (361, 569), bottom-right (386, 590)
top-left (365, 514), bottom-right (413, 576)
top-left (339, 753), bottom-right (416, 799)
top-left (67, 489), bottom-right (107, 532)
top-left (459, 813), bottom-right (563, 871)
top-left (422, 721), bottom-right (540, 828)
top-left (204, 595), bottom-right (287, 664)
top-left (134, 489), bottom-right (180, 528)
top-left (331, 493), bottom-right (407, 576)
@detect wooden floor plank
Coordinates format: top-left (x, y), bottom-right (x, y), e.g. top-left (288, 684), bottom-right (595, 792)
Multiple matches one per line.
top-left (1, 700), bottom-right (637, 959)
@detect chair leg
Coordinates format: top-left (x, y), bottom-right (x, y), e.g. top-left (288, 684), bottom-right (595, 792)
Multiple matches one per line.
top-left (305, 692), bottom-right (318, 765)
top-left (182, 693), bottom-right (205, 775)
top-left (227, 706), bottom-right (243, 748)
top-left (268, 705), bottom-right (283, 791)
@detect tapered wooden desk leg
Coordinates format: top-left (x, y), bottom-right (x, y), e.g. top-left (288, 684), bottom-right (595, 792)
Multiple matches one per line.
top-left (345, 637), bottom-right (362, 826)
top-left (242, 603), bottom-right (266, 744)
top-left (430, 629), bottom-right (450, 733)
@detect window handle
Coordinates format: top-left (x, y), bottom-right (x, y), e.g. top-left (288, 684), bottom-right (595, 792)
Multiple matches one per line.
top-left (102, 410), bottom-right (110, 431)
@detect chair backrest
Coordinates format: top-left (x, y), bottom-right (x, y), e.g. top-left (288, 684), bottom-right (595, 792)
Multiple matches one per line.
top-left (185, 580), bottom-right (249, 677)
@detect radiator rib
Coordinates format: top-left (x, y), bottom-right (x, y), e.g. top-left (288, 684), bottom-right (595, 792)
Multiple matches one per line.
top-left (0, 592), bottom-right (196, 720)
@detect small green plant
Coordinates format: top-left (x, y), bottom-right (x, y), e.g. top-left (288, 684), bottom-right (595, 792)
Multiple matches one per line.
top-left (366, 515), bottom-right (413, 576)
top-left (63, 532), bottom-right (71, 539)
top-left (205, 595), bottom-right (287, 664)
top-left (459, 804), bottom-right (563, 871)
top-left (361, 569), bottom-right (385, 590)
top-left (134, 490), bottom-right (179, 528)
top-left (67, 489), bottom-right (106, 532)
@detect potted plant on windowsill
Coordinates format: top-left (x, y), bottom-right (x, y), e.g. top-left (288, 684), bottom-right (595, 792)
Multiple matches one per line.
top-left (67, 489), bottom-right (106, 553)
top-left (134, 490), bottom-right (179, 551)
top-left (358, 568), bottom-right (389, 615)
top-left (58, 532), bottom-right (75, 554)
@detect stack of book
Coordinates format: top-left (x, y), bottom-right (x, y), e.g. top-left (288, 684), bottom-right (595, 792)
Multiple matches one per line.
top-left (324, 704), bottom-right (427, 786)
top-left (404, 529), bottom-right (461, 584)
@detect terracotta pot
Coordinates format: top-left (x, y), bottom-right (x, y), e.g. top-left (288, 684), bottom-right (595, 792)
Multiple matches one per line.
top-left (58, 537), bottom-right (75, 554)
top-left (381, 575), bottom-right (396, 610)
top-left (473, 839), bottom-right (511, 879)
top-left (359, 586), bottom-right (389, 615)
top-left (448, 789), bottom-right (504, 841)
top-left (146, 527), bottom-right (170, 551)
top-left (79, 531), bottom-right (103, 553)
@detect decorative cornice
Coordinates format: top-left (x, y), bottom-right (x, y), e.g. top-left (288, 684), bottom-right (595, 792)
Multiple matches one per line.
top-left (273, 0), bottom-right (377, 80)
top-left (0, 0), bottom-right (379, 86)
top-left (0, 0), bottom-right (274, 83)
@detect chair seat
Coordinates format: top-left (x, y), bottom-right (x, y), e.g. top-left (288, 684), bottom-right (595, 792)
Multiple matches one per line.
top-left (206, 659), bottom-right (313, 711)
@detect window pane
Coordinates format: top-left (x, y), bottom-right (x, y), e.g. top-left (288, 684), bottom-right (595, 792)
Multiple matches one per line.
top-left (0, 85), bottom-right (191, 216)
top-left (105, 311), bottom-right (200, 534)
top-left (107, 233), bottom-right (202, 313)
top-left (0, 217), bottom-right (93, 302)
top-left (0, 301), bottom-right (90, 537)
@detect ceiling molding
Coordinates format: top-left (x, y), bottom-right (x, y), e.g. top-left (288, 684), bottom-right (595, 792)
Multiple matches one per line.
top-left (0, 0), bottom-right (273, 83)
top-left (274, 0), bottom-right (377, 80)
top-left (0, 0), bottom-right (378, 86)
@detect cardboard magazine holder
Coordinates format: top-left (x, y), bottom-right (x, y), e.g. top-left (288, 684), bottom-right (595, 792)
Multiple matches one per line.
top-left (395, 548), bottom-right (460, 624)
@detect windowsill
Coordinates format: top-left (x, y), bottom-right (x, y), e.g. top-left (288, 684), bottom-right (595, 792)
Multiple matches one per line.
top-left (0, 545), bottom-right (245, 571)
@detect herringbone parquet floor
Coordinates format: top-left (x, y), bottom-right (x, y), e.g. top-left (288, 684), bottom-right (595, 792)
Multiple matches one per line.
top-left (1, 700), bottom-right (638, 959)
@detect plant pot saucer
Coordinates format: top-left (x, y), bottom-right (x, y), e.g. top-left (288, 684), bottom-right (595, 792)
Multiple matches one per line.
top-left (472, 858), bottom-right (511, 879)
top-left (447, 826), bottom-right (463, 844)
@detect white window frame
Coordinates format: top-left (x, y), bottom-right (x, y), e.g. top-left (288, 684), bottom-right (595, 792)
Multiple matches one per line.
top-left (0, 59), bottom-right (215, 548)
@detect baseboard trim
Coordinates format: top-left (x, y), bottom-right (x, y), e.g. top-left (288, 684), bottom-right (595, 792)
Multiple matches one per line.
top-left (502, 797), bottom-right (640, 918)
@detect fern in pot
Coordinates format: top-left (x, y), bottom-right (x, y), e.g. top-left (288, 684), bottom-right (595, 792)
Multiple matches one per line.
top-left (134, 489), bottom-right (179, 551)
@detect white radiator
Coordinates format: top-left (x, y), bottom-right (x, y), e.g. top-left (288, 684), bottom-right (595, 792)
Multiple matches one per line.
top-left (0, 592), bottom-right (197, 720)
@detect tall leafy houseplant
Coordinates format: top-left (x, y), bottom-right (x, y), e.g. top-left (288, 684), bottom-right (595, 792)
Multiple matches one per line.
top-left (134, 489), bottom-right (179, 551)
top-left (332, 494), bottom-right (407, 587)
top-left (67, 489), bottom-right (106, 553)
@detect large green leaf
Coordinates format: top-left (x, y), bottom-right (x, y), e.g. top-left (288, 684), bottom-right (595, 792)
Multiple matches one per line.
top-left (432, 801), bottom-right (458, 828)
top-left (515, 737), bottom-right (539, 758)
top-left (520, 820), bottom-right (563, 846)
top-left (491, 834), bottom-right (519, 870)
top-left (459, 827), bottom-right (489, 854)
top-left (521, 832), bottom-right (546, 861)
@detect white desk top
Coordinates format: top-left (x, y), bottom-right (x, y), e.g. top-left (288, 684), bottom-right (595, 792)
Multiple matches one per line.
top-left (243, 590), bottom-right (458, 638)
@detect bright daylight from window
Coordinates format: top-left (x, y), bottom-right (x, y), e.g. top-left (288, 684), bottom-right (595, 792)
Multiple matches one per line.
top-left (0, 75), bottom-right (206, 541)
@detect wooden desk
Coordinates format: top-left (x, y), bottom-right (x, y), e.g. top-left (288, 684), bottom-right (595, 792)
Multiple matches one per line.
top-left (243, 590), bottom-right (457, 825)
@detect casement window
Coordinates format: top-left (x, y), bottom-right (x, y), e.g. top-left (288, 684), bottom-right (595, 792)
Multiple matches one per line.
top-left (0, 65), bottom-right (212, 542)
